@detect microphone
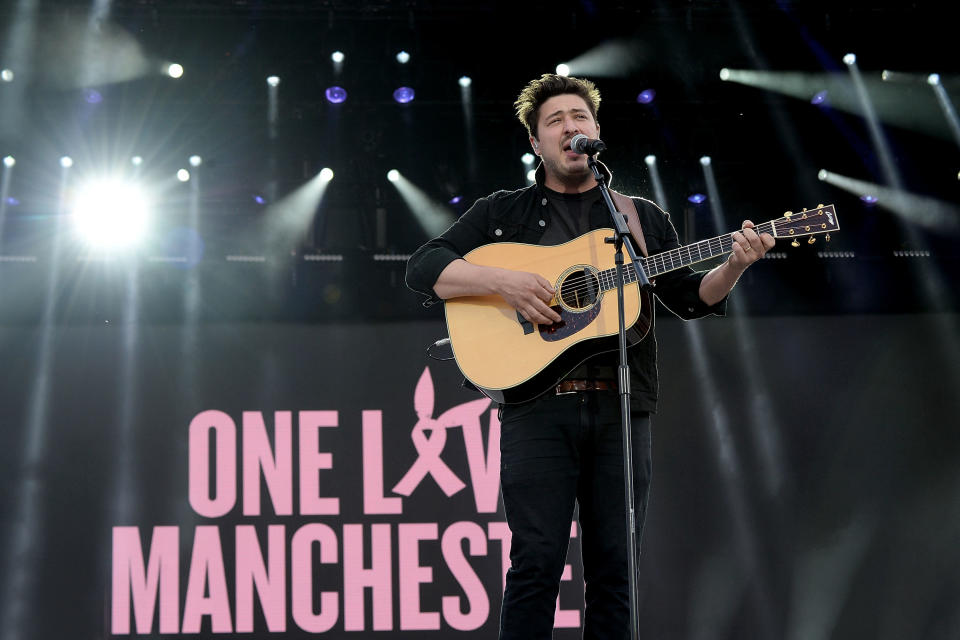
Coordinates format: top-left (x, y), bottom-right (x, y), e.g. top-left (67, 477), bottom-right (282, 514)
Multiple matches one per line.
top-left (570, 134), bottom-right (606, 155)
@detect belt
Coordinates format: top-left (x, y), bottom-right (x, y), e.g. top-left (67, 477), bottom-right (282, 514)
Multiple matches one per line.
top-left (555, 379), bottom-right (616, 395)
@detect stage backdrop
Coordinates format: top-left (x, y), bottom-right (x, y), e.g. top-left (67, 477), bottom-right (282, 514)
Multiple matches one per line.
top-left (1, 312), bottom-right (959, 639)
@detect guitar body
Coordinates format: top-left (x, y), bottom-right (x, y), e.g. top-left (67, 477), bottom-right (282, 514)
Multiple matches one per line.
top-left (444, 228), bottom-right (652, 404)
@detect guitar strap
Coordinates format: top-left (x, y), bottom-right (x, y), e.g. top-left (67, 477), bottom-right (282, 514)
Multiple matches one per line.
top-left (609, 191), bottom-right (649, 257)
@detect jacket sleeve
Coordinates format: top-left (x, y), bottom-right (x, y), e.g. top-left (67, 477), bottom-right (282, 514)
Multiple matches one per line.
top-left (405, 197), bottom-right (493, 307)
top-left (639, 199), bottom-right (727, 320)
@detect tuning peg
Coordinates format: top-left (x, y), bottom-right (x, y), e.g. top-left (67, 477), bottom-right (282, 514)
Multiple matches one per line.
top-left (791, 240), bottom-right (800, 247)
top-left (825, 233), bottom-right (831, 242)
top-left (817, 203), bottom-right (824, 208)
top-left (784, 211), bottom-right (793, 218)
top-left (808, 237), bottom-right (816, 245)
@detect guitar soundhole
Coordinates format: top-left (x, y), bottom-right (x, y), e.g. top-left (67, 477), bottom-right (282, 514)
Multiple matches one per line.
top-left (558, 268), bottom-right (600, 312)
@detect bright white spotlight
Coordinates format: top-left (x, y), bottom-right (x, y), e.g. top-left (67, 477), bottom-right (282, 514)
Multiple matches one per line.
top-left (526, 169), bottom-right (536, 182)
top-left (71, 180), bottom-right (149, 249)
top-left (3, 156), bottom-right (15, 167)
top-left (177, 169), bottom-right (190, 182)
top-left (189, 155), bottom-right (202, 167)
top-left (458, 75), bottom-right (472, 88)
top-left (267, 75), bottom-right (280, 87)
top-left (700, 155), bottom-right (712, 166)
top-left (387, 169), bottom-right (400, 183)
top-left (644, 154), bottom-right (656, 166)
top-left (843, 53), bottom-right (856, 66)
top-left (331, 51), bottom-right (345, 63)
top-left (556, 63), bottom-right (570, 77)
top-left (0, 69), bottom-right (13, 82)
top-left (131, 156), bottom-right (143, 166)
top-left (719, 68), bottom-right (730, 81)
top-left (521, 153), bottom-right (535, 165)
top-left (818, 169), bottom-right (828, 181)
top-left (167, 63), bottom-right (184, 78)
top-left (319, 167), bottom-right (334, 182)
top-left (60, 156), bottom-right (74, 168)
top-left (396, 50), bottom-right (410, 64)
top-left (927, 73), bottom-right (941, 86)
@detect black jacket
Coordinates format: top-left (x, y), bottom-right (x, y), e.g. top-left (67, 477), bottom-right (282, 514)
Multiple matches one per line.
top-left (405, 164), bottom-right (726, 412)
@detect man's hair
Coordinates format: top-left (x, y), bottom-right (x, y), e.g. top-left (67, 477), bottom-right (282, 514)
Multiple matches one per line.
top-left (514, 73), bottom-right (601, 139)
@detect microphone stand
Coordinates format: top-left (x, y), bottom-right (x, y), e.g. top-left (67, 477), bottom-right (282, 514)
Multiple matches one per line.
top-left (587, 153), bottom-right (651, 640)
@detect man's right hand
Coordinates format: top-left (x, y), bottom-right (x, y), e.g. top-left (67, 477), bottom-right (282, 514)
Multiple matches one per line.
top-left (494, 268), bottom-right (561, 325)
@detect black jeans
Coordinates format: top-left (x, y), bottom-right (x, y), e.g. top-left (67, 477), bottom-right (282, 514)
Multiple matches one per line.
top-left (498, 390), bottom-right (652, 640)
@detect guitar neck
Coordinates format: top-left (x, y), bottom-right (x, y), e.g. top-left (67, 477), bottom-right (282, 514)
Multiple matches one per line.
top-left (599, 220), bottom-right (777, 289)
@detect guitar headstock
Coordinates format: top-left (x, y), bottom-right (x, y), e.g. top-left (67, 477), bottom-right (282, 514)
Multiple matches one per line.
top-left (771, 204), bottom-right (839, 246)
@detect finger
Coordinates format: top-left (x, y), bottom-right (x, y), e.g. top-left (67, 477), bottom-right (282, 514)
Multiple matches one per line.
top-left (732, 231), bottom-right (751, 253)
top-left (741, 219), bottom-right (756, 229)
top-left (535, 274), bottom-right (556, 295)
top-left (761, 233), bottom-right (776, 250)
top-left (532, 299), bottom-right (562, 323)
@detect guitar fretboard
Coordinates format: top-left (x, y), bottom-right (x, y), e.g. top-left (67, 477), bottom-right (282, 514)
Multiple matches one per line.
top-left (596, 220), bottom-right (776, 290)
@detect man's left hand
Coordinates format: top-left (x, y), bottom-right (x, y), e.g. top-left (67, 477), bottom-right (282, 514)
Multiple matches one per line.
top-left (728, 220), bottom-right (775, 271)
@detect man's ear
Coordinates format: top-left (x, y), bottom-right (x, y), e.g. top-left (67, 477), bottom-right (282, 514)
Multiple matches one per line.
top-left (530, 136), bottom-right (540, 153)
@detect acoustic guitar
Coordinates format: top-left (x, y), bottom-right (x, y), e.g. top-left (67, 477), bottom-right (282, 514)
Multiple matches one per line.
top-left (444, 204), bottom-right (839, 403)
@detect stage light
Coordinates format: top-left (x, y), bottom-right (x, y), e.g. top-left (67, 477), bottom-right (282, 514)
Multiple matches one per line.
top-left (5, 197), bottom-right (19, 206)
top-left (719, 68), bottom-right (730, 81)
top-left (189, 155), bottom-right (202, 167)
top-left (644, 154), bottom-right (656, 166)
top-left (637, 89), bottom-right (656, 104)
top-left (71, 179), bottom-right (150, 248)
top-left (266, 75), bottom-right (280, 87)
top-left (521, 153), bottom-right (535, 165)
top-left (167, 63), bottom-right (184, 78)
top-left (843, 53), bottom-right (856, 66)
top-left (928, 73), bottom-right (941, 86)
top-left (396, 50), bottom-right (410, 64)
top-left (60, 156), bottom-right (73, 168)
top-left (526, 169), bottom-right (536, 182)
top-left (811, 90), bottom-right (828, 105)
top-left (860, 194), bottom-right (878, 204)
top-left (319, 167), bottom-right (334, 182)
top-left (449, 196), bottom-right (462, 204)
top-left (253, 195), bottom-right (266, 205)
top-left (556, 64), bottom-right (570, 77)
top-left (131, 156), bottom-right (143, 166)
top-left (3, 156), bottom-right (14, 167)
top-left (881, 70), bottom-right (891, 82)
top-left (458, 76), bottom-right (472, 88)
top-left (1, 69), bottom-right (13, 82)
top-left (700, 156), bottom-right (712, 167)
top-left (331, 51), bottom-right (345, 63)
top-left (177, 169), bottom-right (190, 182)
top-left (393, 87), bottom-right (415, 103)
top-left (387, 170), bottom-right (400, 182)
top-left (84, 89), bottom-right (103, 104)
top-left (687, 193), bottom-right (706, 204)
top-left (817, 169), bottom-right (828, 181)
top-left (325, 86), bottom-right (347, 104)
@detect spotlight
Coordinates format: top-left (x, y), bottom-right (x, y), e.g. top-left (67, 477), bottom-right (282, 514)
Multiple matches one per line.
top-left (526, 169), bottom-right (536, 182)
top-left (387, 169), bottom-right (400, 182)
top-left (3, 156), bottom-right (14, 168)
top-left (319, 167), bottom-right (334, 182)
top-left (449, 196), bottom-right (462, 205)
top-left (556, 64), bottom-right (570, 77)
top-left (881, 70), bottom-right (891, 82)
top-left (60, 156), bottom-right (74, 168)
top-left (719, 68), bottom-right (730, 81)
top-left (189, 155), bottom-right (202, 167)
top-left (860, 194), bottom-right (878, 204)
top-left (331, 51), bottom-right (345, 63)
top-left (644, 155), bottom-right (656, 166)
top-left (928, 73), bottom-right (941, 86)
top-left (396, 50), bottom-right (410, 64)
top-left (521, 153), bottom-right (535, 165)
top-left (458, 76), bottom-right (472, 88)
top-left (842, 53), bottom-right (856, 66)
top-left (1, 69), bottom-right (13, 82)
top-left (637, 89), bottom-right (656, 104)
top-left (393, 86), bottom-right (415, 104)
top-left (131, 156), bottom-right (143, 166)
top-left (817, 169), bottom-right (828, 181)
top-left (325, 86), bottom-right (347, 104)
top-left (84, 89), bottom-right (103, 104)
top-left (167, 63), bottom-right (184, 78)
top-left (71, 179), bottom-right (150, 249)
top-left (699, 156), bottom-right (711, 166)
top-left (687, 193), bottom-right (706, 204)
top-left (253, 195), bottom-right (266, 205)
top-left (5, 197), bottom-right (19, 206)
top-left (811, 90), bottom-right (828, 105)
top-left (267, 75), bottom-right (280, 87)
top-left (177, 169), bottom-right (190, 182)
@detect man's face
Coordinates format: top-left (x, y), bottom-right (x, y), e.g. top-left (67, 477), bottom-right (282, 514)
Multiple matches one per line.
top-left (531, 93), bottom-right (599, 189)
